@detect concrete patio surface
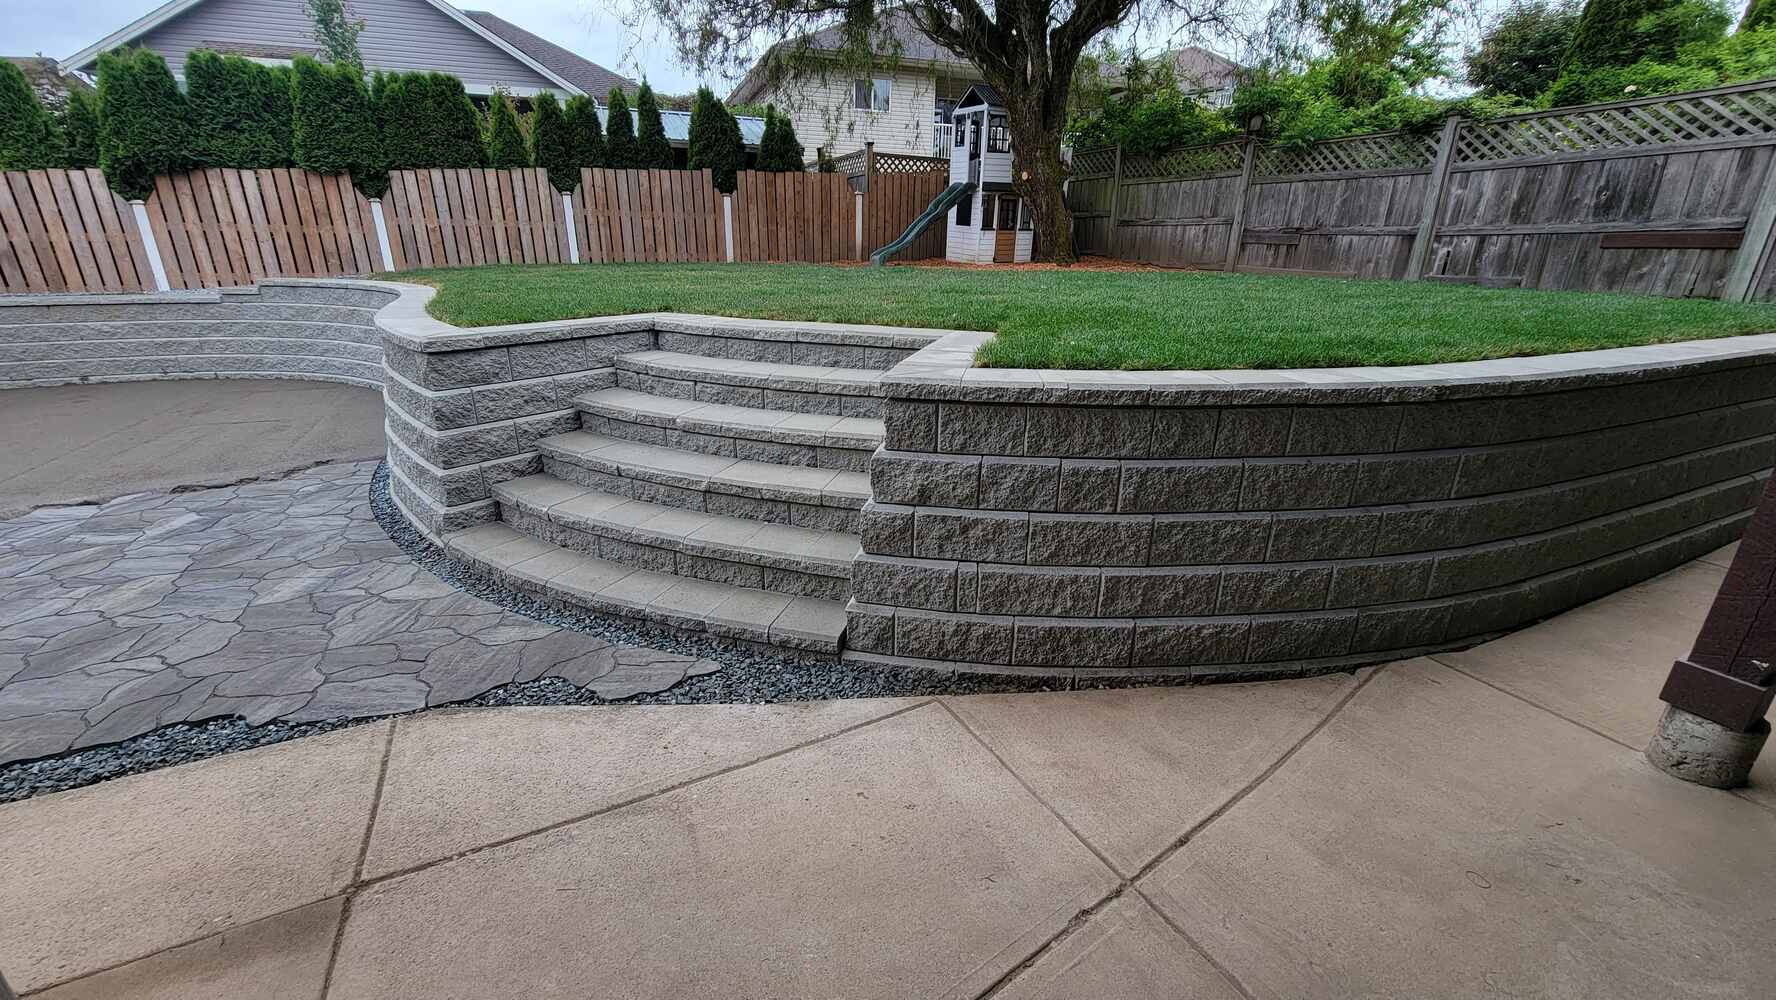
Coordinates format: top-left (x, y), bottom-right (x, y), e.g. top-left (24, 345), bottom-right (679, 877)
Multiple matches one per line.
top-left (4, 543), bottom-right (1773, 998)
top-left (0, 380), bottom-right (385, 517)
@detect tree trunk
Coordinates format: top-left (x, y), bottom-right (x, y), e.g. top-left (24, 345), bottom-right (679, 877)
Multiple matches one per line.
top-left (1006, 105), bottom-right (1074, 265)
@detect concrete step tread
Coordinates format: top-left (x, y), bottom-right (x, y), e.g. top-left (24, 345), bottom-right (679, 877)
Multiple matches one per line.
top-left (616, 350), bottom-right (885, 395)
top-left (443, 522), bottom-right (848, 654)
top-left (495, 474), bottom-right (859, 577)
top-left (577, 388), bottom-right (885, 450)
top-left (537, 430), bottom-right (872, 509)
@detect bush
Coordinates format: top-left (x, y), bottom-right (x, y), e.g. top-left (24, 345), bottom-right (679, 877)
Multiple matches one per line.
top-left (291, 56), bottom-right (383, 193)
top-left (1546, 58), bottom-right (1720, 105)
top-left (563, 93), bottom-right (604, 168)
top-left (186, 50), bottom-right (293, 168)
top-left (1747, 0), bottom-right (1775, 30)
top-left (483, 89), bottom-right (529, 168)
top-left (97, 48), bottom-right (190, 199)
top-left (529, 91), bottom-right (577, 191)
top-left (1465, 0), bottom-right (1582, 99)
top-left (59, 88), bottom-right (100, 168)
top-left (0, 59), bottom-right (63, 170)
top-left (686, 86), bottom-right (744, 191)
top-left (634, 81), bottom-right (674, 168)
top-left (374, 71), bottom-right (484, 170)
top-left (605, 87), bottom-right (637, 167)
top-left (1563, 0), bottom-right (1704, 73)
top-left (755, 106), bottom-right (804, 171)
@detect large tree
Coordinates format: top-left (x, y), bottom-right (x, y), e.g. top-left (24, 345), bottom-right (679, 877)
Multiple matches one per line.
top-left (640, 1), bottom-right (1234, 262)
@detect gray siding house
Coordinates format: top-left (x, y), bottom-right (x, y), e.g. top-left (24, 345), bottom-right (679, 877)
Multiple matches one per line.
top-left (64, 0), bottom-right (636, 99)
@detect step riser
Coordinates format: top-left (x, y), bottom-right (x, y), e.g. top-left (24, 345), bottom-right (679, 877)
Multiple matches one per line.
top-left (615, 369), bottom-right (882, 418)
top-left (578, 412), bottom-right (873, 472)
top-left (500, 503), bottom-right (850, 601)
top-left (541, 454), bottom-right (864, 533)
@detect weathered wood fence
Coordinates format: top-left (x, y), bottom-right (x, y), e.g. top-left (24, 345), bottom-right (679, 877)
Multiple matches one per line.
top-left (1070, 79), bottom-right (1776, 301)
top-left (0, 162), bottom-right (951, 293)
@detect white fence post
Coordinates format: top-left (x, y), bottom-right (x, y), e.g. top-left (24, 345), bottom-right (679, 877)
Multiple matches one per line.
top-left (368, 198), bottom-right (396, 273)
top-left (723, 194), bottom-right (735, 262)
top-left (562, 192), bottom-right (580, 264)
top-left (855, 191), bottom-right (865, 261)
top-left (129, 199), bottom-right (171, 292)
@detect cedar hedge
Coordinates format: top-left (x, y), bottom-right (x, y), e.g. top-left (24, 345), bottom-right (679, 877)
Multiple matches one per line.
top-left (564, 93), bottom-right (605, 169)
top-left (484, 89), bottom-right (529, 169)
top-left (291, 56), bottom-right (384, 194)
top-left (59, 89), bottom-right (100, 168)
top-left (530, 92), bottom-right (578, 192)
top-left (686, 86), bottom-right (743, 192)
top-left (755, 105), bottom-right (804, 172)
top-left (0, 59), bottom-right (64, 170)
top-left (635, 82), bottom-right (674, 168)
top-left (605, 87), bottom-right (637, 167)
top-left (96, 48), bottom-right (191, 200)
top-left (187, 50), bottom-right (293, 169)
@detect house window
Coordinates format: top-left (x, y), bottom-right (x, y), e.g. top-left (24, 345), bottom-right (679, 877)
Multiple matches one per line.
top-left (1018, 199), bottom-right (1033, 231)
top-left (955, 196), bottom-right (971, 227)
top-left (953, 114), bottom-right (967, 147)
top-left (987, 114), bottom-right (1009, 153)
top-left (853, 78), bottom-right (891, 111)
top-left (997, 196), bottom-right (1019, 231)
top-left (980, 195), bottom-right (995, 230)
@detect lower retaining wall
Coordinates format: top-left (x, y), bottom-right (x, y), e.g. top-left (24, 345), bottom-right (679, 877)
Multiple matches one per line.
top-left (847, 330), bottom-right (1776, 681)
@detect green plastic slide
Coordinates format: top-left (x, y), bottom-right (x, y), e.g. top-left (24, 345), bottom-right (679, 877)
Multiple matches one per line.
top-left (870, 181), bottom-right (975, 266)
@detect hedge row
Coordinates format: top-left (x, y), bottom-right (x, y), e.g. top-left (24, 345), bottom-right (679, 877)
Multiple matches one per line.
top-left (0, 51), bottom-right (809, 200)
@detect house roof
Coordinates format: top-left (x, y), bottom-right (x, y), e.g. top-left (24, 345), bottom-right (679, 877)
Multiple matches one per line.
top-left (61, 0), bottom-right (588, 95)
top-left (728, 7), bottom-right (975, 104)
top-left (5, 56), bottom-right (93, 110)
top-left (460, 10), bottom-right (636, 99)
top-left (1165, 46), bottom-right (1242, 90)
top-left (598, 107), bottom-right (768, 149)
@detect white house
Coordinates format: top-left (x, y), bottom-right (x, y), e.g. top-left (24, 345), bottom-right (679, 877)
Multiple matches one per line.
top-left (945, 84), bottom-right (1031, 265)
top-left (726, 10), bottom-right (983, 158)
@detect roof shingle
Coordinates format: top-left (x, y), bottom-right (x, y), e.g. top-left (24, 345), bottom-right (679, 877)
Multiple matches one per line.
top-left (460, 10), bottom-right (637, 98)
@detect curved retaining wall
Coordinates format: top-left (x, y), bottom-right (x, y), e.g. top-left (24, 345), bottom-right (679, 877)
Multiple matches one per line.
top-left (0, 280), bottom-right (398, 388)
top-left (845, 331), bottom-right (1776, 681)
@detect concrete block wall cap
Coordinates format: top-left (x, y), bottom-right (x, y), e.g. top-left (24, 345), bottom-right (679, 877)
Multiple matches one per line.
top-left (0, 290), bottom-right (223, 307)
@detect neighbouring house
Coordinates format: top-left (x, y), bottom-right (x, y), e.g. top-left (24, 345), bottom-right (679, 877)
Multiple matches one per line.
top-left (62, 0), bottom-right (636, 99)
top-left (727, 9), bottom-right (983, 159)
top-left (946, 85), bottom-right (1032, 265)
top-left (1163, 46), bottom-right (1242, 107)
top-left (5, 56), bottom-right (94, 112)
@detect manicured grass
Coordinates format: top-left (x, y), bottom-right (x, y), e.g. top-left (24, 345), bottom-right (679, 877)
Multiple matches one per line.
top-left (404, 263), bottom-right (1776, 370)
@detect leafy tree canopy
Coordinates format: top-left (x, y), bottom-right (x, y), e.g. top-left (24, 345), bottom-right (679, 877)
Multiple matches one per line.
top-left (1464, 0), bottom-right (1582, 99)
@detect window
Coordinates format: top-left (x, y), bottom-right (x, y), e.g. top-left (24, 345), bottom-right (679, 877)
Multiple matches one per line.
top-left (953, 114), bottom-right (967, 147)
top-left (853, 78), bottom-right (891, 111)
top-left (955, 196), bottom-right (971, 227)
top-left (980, 195), bottom-right (995, 230)
top-left (1018, 199), bottom-right (1032, 231)
top-left (987, 114), bottom-right (1009, 153)
top-left (997, 196), bottom-right (1018, 231)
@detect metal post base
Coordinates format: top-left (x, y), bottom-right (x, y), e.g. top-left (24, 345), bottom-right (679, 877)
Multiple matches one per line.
top-left (1646, 704), bottom-right (1770, 789)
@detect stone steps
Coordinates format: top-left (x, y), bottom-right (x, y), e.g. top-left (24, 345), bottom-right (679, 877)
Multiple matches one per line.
top-left (574, 387), bottom-right (882, 471)
top-left (537, 430), bottom-right (870, 533)
top-left (613, 350), bottom-right (885, 417)
top-left (444, 522), bottom-right (849, 655)
top-left (495, 474), bottom-right (857, 601)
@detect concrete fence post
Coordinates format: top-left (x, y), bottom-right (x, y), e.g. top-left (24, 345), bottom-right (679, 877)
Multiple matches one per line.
top-left (723, 193), bottom-right (735, 262)
top-left (367, 198), bottom-right (396, 273)
top-left (129, 199), bottom-right (171, 292)
top-left (562, 192), bottom-right (580, 264)
top-left (855, 191), bottom-right (865, 261)
top-left (1648, 475), bottom-right (1776, 787)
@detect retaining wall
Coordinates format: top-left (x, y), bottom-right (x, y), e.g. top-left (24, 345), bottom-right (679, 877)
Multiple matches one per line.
top-left (846, 331), bottom-right (1776, 681)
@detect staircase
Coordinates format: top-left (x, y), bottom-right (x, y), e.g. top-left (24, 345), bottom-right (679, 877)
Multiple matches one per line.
top-left (442, 327), bottom-right (914, 657)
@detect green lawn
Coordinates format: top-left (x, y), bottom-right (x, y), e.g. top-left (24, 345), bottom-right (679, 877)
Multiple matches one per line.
top-left (404, 263), bottom-right (1776, 370)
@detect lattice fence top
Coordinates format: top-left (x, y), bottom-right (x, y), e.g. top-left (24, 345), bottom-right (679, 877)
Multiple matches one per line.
top-left (1255, 130), bottom-right (1438, 177)
top-left (1071, 146), bottom-right (1117, 177)
top-left (828, 149), bottom-right (868, 177)
top-left (1454, 81), bottom-right (1776, 164)
top-left (874, 152), bottom-right (949, 175)
top-left (1122, 141), bottom-right (1245, 180)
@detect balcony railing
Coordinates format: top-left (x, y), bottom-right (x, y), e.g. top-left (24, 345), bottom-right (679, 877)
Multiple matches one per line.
top-left (933, 123), bottom-right (953, 157)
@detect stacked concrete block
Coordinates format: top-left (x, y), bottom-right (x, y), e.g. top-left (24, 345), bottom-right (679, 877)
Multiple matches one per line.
top-left (847, 330), bottom-right (1776, 681)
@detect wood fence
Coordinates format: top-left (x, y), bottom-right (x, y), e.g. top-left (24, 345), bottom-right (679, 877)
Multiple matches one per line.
top-left (1070, 79), bottom-right (1776, 301)
top-left (1, 162), bottom-right (951, 294)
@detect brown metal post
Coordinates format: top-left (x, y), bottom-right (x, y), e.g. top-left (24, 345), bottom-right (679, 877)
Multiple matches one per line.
top-left (1648, 474), bottom-right (1776, 786)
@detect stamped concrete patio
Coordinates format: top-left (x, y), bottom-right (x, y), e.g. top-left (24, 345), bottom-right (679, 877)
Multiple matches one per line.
top-left (4, 540), bottom-right (1773, 998)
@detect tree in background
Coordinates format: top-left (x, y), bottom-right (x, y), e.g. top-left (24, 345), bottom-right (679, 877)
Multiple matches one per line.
top-left (186, 50), bottom-right (293, 168)
top-left (305, 0), bottom-right (367, 72)
top-left (529, 92), bottom-right (578, 191)
top-left (1561, 0), bottom-right (1706, 74)
top-left (58, 88), bottom-right (100, 168)
top-left (563, 94), bottom-right (605, 168)
top-left (291, 57), bottom-right (384, 193)
top-left (604, 87), bottom-right (637, 167)
top-left (1746, 0), bottom-right (1774, 30)
top-left (686, 86), bottom-right (744, 191)
top-left (96, 48), bottom-right (190, 199)
top-left (1067, 47), bottom-right (1235, 152)
top-left (1465, 0), bottom-right (1582, 98)
top-left (634, 82), bottom-right (675, 167)
top-left (755, 106), bottom-right (804, 171)
top-left (484, 90), bottom-right (530, 168)
top-left (0, 59), bottom-right (64, 170)
top-left (1550, 0), bottom-right (1732, 103)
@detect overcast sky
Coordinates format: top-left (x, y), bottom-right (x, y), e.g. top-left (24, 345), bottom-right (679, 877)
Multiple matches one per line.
top-left (12, 0), bottom-right (712, 93)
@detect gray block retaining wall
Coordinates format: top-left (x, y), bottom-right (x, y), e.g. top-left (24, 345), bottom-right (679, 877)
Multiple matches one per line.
top-left (846, 330), bottom-right (1776, 681)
